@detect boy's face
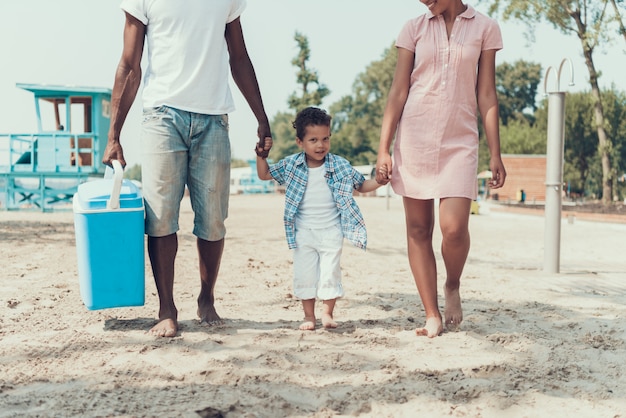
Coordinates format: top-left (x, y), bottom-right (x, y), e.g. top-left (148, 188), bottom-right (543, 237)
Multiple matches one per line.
top-left (296, 124), bottom-right (331, 168)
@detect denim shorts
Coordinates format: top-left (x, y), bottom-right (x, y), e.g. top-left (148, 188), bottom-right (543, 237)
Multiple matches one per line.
top-left (140, 106), bottom-right (231, 241)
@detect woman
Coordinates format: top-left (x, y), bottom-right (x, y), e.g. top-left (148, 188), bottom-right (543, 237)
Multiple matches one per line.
top-left (376, 0), bottom-right (506, 337)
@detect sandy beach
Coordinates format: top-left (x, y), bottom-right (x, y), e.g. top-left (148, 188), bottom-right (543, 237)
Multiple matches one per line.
top-left (1, 193), bottom-right (625, 417)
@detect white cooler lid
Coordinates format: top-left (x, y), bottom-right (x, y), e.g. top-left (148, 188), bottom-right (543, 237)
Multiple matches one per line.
top-left (75, 179), bottom-right (143, 211)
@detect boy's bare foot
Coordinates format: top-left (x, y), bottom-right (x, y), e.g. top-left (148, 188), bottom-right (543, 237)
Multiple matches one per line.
top-left (198, 305), bottom-right (224, 326)
top-left (299, 316), bottom-right (316, 331)
top-left (444, 286), bottom-right (463, 331)
top-left (321, 313), bottom-right (337, 329)
top-left (415, 316), bottom-right (443, 338)
top-left (149, 318), bottom-right (177, 338)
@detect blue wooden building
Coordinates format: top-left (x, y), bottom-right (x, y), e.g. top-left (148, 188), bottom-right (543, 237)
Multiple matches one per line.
top-left (0, 83), bottom-right (112, 210)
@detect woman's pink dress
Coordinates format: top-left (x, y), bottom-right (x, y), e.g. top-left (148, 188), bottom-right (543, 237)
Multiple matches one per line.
top-left (391, 5), bottom-right (502, 200)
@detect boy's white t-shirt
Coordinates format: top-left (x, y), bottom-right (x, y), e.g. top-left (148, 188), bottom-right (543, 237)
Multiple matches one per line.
top-left (120, 0), bottom-right (246, 114)
top-left (295, 165), bottom-right (340, 230)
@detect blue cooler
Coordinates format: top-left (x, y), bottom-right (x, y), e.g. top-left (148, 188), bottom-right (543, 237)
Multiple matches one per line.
top-left (73, 161), bottom-right (145, 310)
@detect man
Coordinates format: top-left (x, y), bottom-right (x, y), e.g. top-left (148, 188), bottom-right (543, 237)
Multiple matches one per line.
top-left (103, 0), bottom-right (271, 338)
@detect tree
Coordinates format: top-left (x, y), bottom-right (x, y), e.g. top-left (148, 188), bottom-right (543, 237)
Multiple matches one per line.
top-left (485, 0), bottom-right (618, 203)
top-left (329, 43), bottom-right (397, 165)
top-left (496, 60), bottom-right (542, 125)
top-left (478, 60), bottom-right (542, 171)
top-left (287, 32), bottom-right (330, 112)
top-left (269, 32), bottom-right (331, 161)
top-left (124, 164), bottom-right (141, 182)
top-left (499, 119), bottom-right (546, 154)
top-left (532, 89), bottom-right (626, 199)
top-left (547, 92), bottom-right (597, 196)
top-left (601, 87), bottom-right (626, 199)
top-left (609, 0), bottom-right (626, 43)
top-left (270, 111), bottom-right (300, 160)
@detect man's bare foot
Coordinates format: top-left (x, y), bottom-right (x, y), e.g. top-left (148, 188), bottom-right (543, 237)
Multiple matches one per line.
top-left (149, 318), bottom-right (177, 338)
top-left (444, 286), bottom-right (463, 331)
top-left (415, 316), bottom-right (443, 338)
top-left (299, 316), bottom-right (316, 331)
top-left (198, 305), bottom-right (225, 326)
top-left (321, 313), bottom-right (337, 329)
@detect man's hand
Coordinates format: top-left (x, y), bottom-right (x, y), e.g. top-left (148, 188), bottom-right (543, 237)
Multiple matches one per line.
top-left (255, 136), bottom-right (272, 159)
top-left (102, 141), bottom-right (126, 168)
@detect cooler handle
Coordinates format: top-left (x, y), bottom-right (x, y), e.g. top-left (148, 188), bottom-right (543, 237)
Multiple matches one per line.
top-left (107, 160), bottom-right (124, 210)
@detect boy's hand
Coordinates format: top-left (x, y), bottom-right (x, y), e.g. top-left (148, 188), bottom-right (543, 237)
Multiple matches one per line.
top-left (255, 136), bottom-right (273, 159)
top-left (376, 163), bottom-right (391, 185)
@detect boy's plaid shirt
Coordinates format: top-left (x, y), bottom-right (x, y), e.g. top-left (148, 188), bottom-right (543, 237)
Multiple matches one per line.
top-left (268, 152), bottom-right (368, 250)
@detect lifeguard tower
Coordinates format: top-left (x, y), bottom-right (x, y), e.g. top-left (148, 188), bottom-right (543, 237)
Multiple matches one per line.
top-left (0, 83), bottom-right (112, 211)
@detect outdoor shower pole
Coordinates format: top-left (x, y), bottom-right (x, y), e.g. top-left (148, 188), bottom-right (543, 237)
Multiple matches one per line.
top-left (543, 59), bottom-right (574, 274)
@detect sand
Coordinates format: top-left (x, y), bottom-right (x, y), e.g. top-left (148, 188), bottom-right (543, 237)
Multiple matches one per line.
top-left (1, 193), bottom-right (626, 418)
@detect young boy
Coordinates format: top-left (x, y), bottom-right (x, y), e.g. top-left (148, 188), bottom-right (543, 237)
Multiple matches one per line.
top-left (256, 107), bottom-right (388, 330)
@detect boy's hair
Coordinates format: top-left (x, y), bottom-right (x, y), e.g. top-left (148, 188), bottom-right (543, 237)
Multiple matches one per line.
top-left (292, 107), bottom-right (332, 140)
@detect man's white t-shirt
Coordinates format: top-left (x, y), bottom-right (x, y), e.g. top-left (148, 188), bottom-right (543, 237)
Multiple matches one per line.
top-left (120, 0), bottom-right (246, 114)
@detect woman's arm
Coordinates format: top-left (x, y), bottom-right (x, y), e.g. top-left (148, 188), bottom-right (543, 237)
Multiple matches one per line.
top-left (477, 49), bottom-right (506, 189)
top-left (376, 47), bottom-right (414, 183)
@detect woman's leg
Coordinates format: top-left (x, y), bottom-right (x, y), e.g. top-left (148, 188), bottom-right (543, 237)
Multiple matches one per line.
top-left (438, 197), bottom-right (471, 330)
top-left (403, 197), bottom-right (442, 337)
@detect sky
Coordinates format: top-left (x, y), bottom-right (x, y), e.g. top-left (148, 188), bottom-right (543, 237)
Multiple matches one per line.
top-left (1, 1), bottom-right (625, 167)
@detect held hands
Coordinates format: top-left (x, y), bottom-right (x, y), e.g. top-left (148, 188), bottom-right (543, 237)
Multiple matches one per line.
top-left (255, 136), bottom-right (273, 159)
top-left (375, 158), bottom-right (392, 185)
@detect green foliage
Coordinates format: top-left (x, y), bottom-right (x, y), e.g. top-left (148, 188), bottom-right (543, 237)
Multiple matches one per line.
top-left (329, 44), bottom-right (398, 165)
top-left (496, 60), bottom-right (542, 125)
top-left (483, 0), bottom-right (609, 39)
top-left (601, 87), bottom-right (626, 195)
top-left (287, 32), bottom-right (331, 112)
top-left (269, 32), bottom-right (331, 161)
top-left (124, 164), bottom-right (141, 181)
top-left (231, 158), bottom-right (249, 168)
top-left (499, 119), bottom-right (546, 154)
top-left (562, 93), bottom-right (597, 195)
top-left (564, 89), bottom-right (626, 197)
top-left (535, 88), bottom-right (626, 198)
top-left (270, 111), bottom-right (300, 160)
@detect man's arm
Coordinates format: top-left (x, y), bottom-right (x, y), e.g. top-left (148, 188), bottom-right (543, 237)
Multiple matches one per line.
top-left (225, 17), bottom-right (271, 155)
top-left (103, 12), bottom-right (145, 168)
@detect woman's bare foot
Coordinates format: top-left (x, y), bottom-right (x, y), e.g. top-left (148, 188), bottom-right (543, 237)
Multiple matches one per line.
top-left (415, 316), bottom-right (443, 338)
top-left (321, 313), bottom-right (337, 329)
top-left (299, 316), bottom-right (316, 331)
top-left (149, 318), bottom-right (177, 338)
top-left (444, 286), bottom-right (463, 331)
top-left (198, 305), bottom-right (224, 326)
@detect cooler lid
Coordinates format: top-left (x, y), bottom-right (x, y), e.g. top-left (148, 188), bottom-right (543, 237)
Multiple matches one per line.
top-left (76, 179), bottom-right (143, 210)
